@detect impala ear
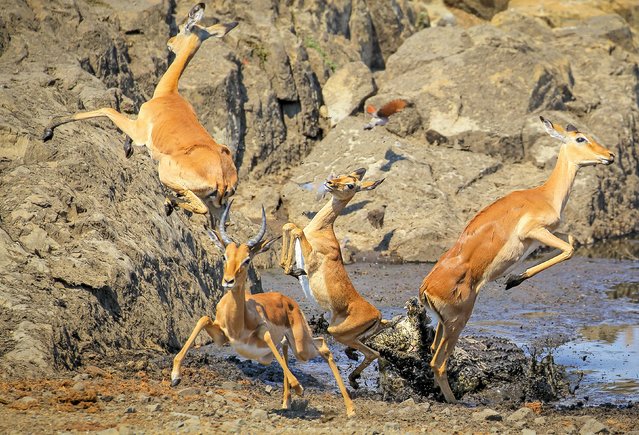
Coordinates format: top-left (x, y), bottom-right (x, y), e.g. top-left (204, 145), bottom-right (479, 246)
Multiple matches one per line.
top-left (351, 168), bottom-right (367, 180)
top-left (250, 236), bottom-right (281, 255)
top-left (565, 124), bottom-right (578, 132)
top-left (184, 3), bottom-right (205, 34)
top-left (204, 21), bottom-right (239, 38)
top-left (540, 116), bottom-right (567, 142)
top-left (358, 178), bottom-right (384, 191)
top-left (207, 229), bottom-right (227, 254)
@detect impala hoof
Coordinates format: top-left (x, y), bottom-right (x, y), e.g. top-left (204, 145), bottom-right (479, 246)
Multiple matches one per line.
top-left (42, 127), bottom-right (54, 142)
top-left (290, 267), bottom-right (307, 278)
top-left (348, 373), bottom-right (361, 389)
top-left (505, 274), bottom-right (525, 290)
top-left (164, 200), bottom-right (175, 216)
top-left (123, 138), bottom-right (133, 159)
top-left (171, 377), bottom-right (181, 387)
top-left (292, 384), bottom-right (304, 397)
top-left (344, 347), bottom-right (359, 361)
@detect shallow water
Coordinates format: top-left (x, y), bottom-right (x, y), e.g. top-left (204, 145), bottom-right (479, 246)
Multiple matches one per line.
top-left (260, 253), bottom-right (639, 405)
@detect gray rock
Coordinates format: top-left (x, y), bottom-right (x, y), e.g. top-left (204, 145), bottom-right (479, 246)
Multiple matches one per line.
top-left (177, 387), bottom-right (201, 397)
top-left (72, 382), bottom-right (86, 392)
top-left (250, 408), bottom-right (269, 421)
top-left (384, 422), bottom-right (401, 432)
top-left (146, 404), bottom-right (161, 412)
top-left (507, 407), bottom-right (534, 422)
top-left (124, 407), bottom-right (136, 414)
top-left (472, 409), bottom-right (503, 422)
top-left (323, 61), bottom-right (376, 127)
top-left (579, 417), bottom-right (609, 434)
top-left (522, 429), bottom-right (537, 435)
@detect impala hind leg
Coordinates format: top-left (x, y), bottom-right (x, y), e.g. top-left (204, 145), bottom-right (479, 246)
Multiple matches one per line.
top-left (171, 316), bottom-right (228, 387)
top-left (430, 324), bottom-right (462, 403)
top-left (42, 108), bottom-right (146, 146)
top-left (313, 337), bottom-right (355, 417)
top-left (158, 159), bottom-right (209, 215)
top-left (281, 341), bottom-right (291, 409)
top-left (257, 326), bottom-right (304, 396)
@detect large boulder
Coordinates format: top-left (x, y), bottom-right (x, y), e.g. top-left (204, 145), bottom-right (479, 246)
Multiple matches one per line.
top-left (322, 61), bottom-right (376, 127)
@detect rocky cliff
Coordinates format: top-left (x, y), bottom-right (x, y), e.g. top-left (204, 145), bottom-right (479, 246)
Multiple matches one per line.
top-left (1, 0), bottom-right (638, 375)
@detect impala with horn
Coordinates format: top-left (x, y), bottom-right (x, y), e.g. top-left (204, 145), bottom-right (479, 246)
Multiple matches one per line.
top-left (171, 201), bottom-right (355, 417)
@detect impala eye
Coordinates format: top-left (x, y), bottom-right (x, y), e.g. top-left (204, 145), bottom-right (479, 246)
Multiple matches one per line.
top-left (576, 137), bottom-right (587, 143)
top-left (346, 183), bottom-right (355, 189)
top-left (242, 257), bottom-right (250, 266)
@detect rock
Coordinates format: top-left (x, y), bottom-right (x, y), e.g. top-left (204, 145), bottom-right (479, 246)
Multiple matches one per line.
top-left (11, 396), bottom-right (37, 410)
top-left (445, 0), bottom-right (509, 20)
top-left (95, 429), bottom-right (119, 435)
top-left (322, 61), bottom-right (376, 127)
top-left (264, 385), bottom-right (274, 395)
top-left (368, 299), bottom-right (568, 403)
top-left (579, 417), bottom-right (609, 434)
top-left (72, 382), bottom-right (86, 392)
top-left (146, 403), bottom-right (161, 412)
top-left (507, 407), bottom-right (533, 422)
top-left (177, 387), bottom-right (201, 397)
top-left (124, 407), bottom-right (136, 414)
top-left (384, 422), bottom-right (401, 432)
top-left (137, 394), bottom-right (151, 403)
top-left (472, 409), bottom-right (502, 422)
top-left (522, 430), bottom-right (537, 435)
top-left (534, 417), bottom-right (547, 425)
top-left (250, 408), bottom-right (269, 421)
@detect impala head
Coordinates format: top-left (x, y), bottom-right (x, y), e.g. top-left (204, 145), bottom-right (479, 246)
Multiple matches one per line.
top-left (324, 168), bottom-right (385, 200)
top-left (540, 116), bottom-right (614, 167)
top-left (167, 3), bottom-right (238, 55)
top-left (208, 201), bottom-right (278, 290)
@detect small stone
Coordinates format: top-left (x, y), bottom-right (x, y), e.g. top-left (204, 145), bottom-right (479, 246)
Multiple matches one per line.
top-left (579, 417), bottom-right (609, 434)
top-left (220, 381), bottom-right (236, 390)
top-left (251, 409), bottom-right (269, 420)
top-left (72, 382), bottom-right (86, 392)
top-left (472, 409), bottom-right (503, 421)
top-left (12, 396), bottom-right (37, 409)
top-left (419, 402), bottom-right (431, 412)
top-left (115, 394), bottom-right (126, 403)
top-left (522, 430), bottom-right (536, 435)
top-left (95, 429), bottom-right (119, 435)
top-left (138, 394), bottom-right (151, 403)
top-left (177, 387), bottom-right (200, 396)
top-left (291, 399), bottom-right (309, 412)
top-left (124, 407), bottom-right (136, 414)
top-left (264, 385), bottom-right (274, 395)
top-left (73, 373), bottom-right (90, 382)
top-left (507, 407), bottom-right (533, 422)
top-left (147, 403), bottom-right (161, 412)
top-left (384, 422), bottom-right (401, 432)
top-left (400, 398), bottom-right (416, 407)
top-left (534, 417), bottom-right (547, 425)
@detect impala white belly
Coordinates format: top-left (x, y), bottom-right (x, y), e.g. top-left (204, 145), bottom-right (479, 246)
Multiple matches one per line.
top-left (230, 341), bottom-right (273, 361)
top-left (484, 234), bottom-right (539, 284)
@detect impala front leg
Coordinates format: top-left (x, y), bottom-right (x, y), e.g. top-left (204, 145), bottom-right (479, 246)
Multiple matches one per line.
top-left (256, 325), bottom-right (304, 396)
top-left (506, 230), bottom-right (574, 289)
top-left (280, 223), bottom-right (311, 277)
top-left (171, 316), bottom-right (227, 387)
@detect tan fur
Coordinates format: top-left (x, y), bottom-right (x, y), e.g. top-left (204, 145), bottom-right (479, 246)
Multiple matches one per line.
top-left (42, 4), bottom-right (238, 218)
top-left (419, 117), bottom-right (615, 403)
top-left (280, 169), bottom-right (388, 388)
top-left (171, 204), bottom-right (355, 417)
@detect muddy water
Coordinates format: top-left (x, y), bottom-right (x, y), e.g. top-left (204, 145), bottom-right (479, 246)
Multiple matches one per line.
top-left (260, 253), bottom-right (639, 406)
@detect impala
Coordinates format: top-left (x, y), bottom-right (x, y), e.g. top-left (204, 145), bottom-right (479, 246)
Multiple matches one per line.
top-left (420, 116), bottom-right (615, 403)
top-left (42, 3), bottom-right (238, 219)
top-left (280, 168), bottom-right (389, 388)
top-left (171, 201), bottom-right (355, 417)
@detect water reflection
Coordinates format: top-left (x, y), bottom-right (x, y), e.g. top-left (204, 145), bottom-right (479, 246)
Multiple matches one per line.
top-left (606, 282), bottom-right (639, 303)
top-left (555, 324), bottom-right (639, 402)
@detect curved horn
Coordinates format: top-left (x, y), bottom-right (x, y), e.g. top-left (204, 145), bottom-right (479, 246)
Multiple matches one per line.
top-left (218, 200), bottom-right (235, 246)
top-left (246, 206), bottom-right (267, 248)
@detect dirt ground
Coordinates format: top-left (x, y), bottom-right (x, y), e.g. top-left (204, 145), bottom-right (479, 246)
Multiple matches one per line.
top-left (1, 350), bottom-right (638, 435)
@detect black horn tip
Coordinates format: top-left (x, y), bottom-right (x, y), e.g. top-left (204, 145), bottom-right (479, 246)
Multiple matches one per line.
top-left (42, 127), bottom-right (53, 142)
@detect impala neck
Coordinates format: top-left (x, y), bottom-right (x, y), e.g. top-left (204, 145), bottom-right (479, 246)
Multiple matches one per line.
top-left (307, 196), bottom-right (351, 231)
top-left (154, 39), bottom-right (200, 97)
top-left (224, 272), bottom-right (249, 336)
top-left (541, 145), bottom-right (580, 215)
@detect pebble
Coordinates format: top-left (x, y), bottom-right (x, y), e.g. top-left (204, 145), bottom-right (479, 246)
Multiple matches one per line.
top-left (95, 429), bottom-right (119, 435)
top-left (579, 417), bottom-right (609, 434)
top-left (146, 404), bottom-right (161, 412)
top-left (507, 407), bottom-right (533, 422)
top-left (124, 407), bottom-right (136, 414)
top-left (72, 382), bottom-right (86, 392)
top-left (384, 422), bottom-right (401, 432)
top-left (472, 409), bottom-right (503, 422)
top-left (73, 373), bottom-right (90, 382)
top-left (250, 409), bottom-right (269, 421)
top-left (221, 381), bottom-right (237, 390)
top-left (522, 430), bottom-right (536, 435)
top-left (138, 394), bottom-right (151, 403)
top-left (534, 417), bottom-right (547, 425)
top-left (400, 398), bottom-right (416, 407)
top-left (177, 387), bottom-right (201, 396)
top-left (264, 385), bottom-right (274, 395)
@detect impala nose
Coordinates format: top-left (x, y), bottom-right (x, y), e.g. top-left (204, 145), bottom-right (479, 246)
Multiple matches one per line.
top-left (222, 278), bottom-right (235, 288)
top-left (603, 153), bottom-right (615, 165)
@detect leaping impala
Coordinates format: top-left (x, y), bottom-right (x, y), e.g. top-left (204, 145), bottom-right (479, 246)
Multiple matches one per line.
top-left (420, 116), bottom-right (615, 403)
top-left (171, 201), bottom-right (355, 417)
top-left (280, 169), bottom-right (390, 388)
top-left (42, 3), bottom-right (238, 220)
